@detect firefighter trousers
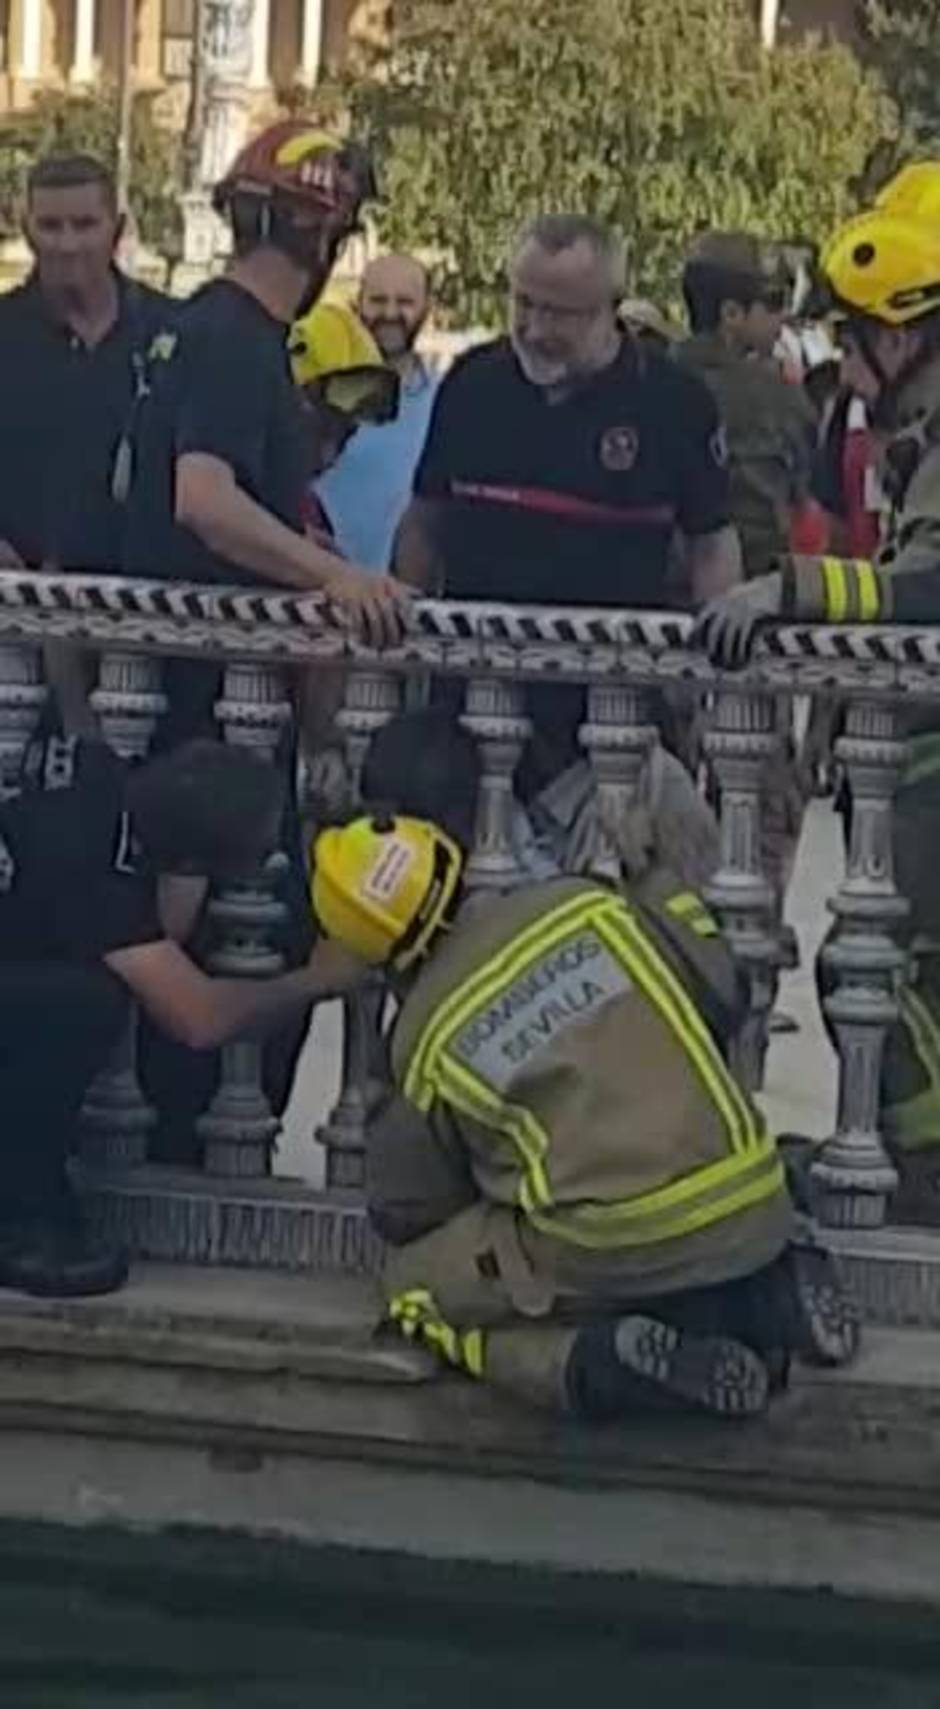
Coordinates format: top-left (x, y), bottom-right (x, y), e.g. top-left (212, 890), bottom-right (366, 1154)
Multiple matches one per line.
top-left (369, 1097), bottom-right (794, 1416)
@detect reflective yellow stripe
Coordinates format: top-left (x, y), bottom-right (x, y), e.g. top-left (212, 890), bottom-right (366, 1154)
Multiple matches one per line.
top-left (665, 891), bottom-right (702, 919)
top-left (665, 891), bottom-right (719, 937)
top-left (596, 909), bottom-right (762, 1157)
top-left (856, 560), bottom-right (880, 622)
top-left (528, 1150), bottom-right (785, 1250)
top-left (404, 890), bottom-right (605, 1109)
top-left (438, 1041), bottom-right (782, 1249)
top-left (435, 1053), bottom-right (553, 1213)
top-left (537, 1138), bottom-right (778, 1228)
top-left (461, 1329), bottom-right (485, 1377)
top-left (388, 1288), bottom-right (486, 1376)
top-left (821, 556), bottom-right (849, 622)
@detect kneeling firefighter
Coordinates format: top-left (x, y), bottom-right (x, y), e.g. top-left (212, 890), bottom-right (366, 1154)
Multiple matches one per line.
top-left (312, 711), bottom-right (858, 1422)
top-left (694, 162), bottom-right (940, 1217)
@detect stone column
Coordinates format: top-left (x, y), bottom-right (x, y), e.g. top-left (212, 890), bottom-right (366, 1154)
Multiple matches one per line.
top-left (578, 683), bottom-right (656, 881)
top-left (202, 0), bottom-right (254, 192)
top-left (811, 700), bottom-right (908, 1229)
top-left (317, 669), bottom-right (401, 1192)
top-left (0, 645), bottom-right (46, 798)
top-left (81, 654), bottom-right (166, 1168)
top-left (703, 688), bottom-right (778, 1092)
top-left (297, 0), bottom-right (323, 85)
top-left (460, 676), bottom-right (531, 892)
top-left (69, 0), bottom-right (96, 81)
top-left (198, 664), bottom-right (293, 1179)
top-left (248, 0), bottom-right (269, 87)
top-left (16, 0), bottom-right (42, 77)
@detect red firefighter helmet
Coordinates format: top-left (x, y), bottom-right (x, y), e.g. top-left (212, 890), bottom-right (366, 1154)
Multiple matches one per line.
top-left (212, 119), bottom-right (375, 233)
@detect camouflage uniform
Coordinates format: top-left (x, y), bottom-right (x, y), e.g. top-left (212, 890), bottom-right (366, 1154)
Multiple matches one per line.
top-left (677, 234), bottom-right (817, 909)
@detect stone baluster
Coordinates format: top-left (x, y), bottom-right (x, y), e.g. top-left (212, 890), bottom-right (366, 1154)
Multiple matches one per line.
top-left (198, 664), bottom-right (293, 1179)
top-left (703, 687), bottom-right (778, 1092)
top-left (811, 700), bottom-right (908, 1229)
top-left (81, 653), bottom-right (167, 1168)
top-left (460, 676), bottom-right (531, 891)
top-left (578, 683), bottom-right (656, 881)
top-left (317, 669), bottom-right (402, 1191)
top-left (0, 644), bottom-right (46, 798)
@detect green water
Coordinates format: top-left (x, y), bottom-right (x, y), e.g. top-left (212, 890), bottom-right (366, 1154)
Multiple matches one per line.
top-left (1, 1525), bottom-right (939, 1709)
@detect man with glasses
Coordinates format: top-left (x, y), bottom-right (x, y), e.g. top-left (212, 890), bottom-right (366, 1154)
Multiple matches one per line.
top-left (392, 215), bottom-right (738, 869)
top-left (395, 213), bottom-right (739, 610)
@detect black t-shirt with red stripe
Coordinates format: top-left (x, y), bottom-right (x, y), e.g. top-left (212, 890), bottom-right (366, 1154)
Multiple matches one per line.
top-left (414, 336), bottom-right (730, 608)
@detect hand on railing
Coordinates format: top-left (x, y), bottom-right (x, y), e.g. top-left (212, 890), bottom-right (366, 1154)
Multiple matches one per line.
top-left (692, 572), bottom-right (784, 670)
top-left (320, 562), bottom-right (414, 650)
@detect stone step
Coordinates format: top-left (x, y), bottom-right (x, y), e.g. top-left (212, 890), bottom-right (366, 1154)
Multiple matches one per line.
top-left (3, 1263), bottom-right (940, 1601)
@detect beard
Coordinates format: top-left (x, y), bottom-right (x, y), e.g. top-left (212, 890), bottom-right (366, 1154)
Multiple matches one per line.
top-left (511, 337), bottom-right (572, 389)
top-left (366, 316), bottom-right (420, 359)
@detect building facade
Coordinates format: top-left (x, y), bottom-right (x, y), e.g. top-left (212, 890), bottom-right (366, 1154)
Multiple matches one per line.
top-left (0, 0), bottom-right (368, 113)
top-left (0, 0), bottom-right (863, 119)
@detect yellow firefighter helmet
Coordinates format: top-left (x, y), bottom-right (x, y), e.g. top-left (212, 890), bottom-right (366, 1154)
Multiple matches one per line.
top-left (288, 301), bottom-right (399, 421)
top-left (821, 161), bottom-right (940, 326)
top-left (312, 815), bottom-right (464, 972)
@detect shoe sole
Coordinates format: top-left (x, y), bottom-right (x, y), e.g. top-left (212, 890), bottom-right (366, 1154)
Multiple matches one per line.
top-left (614, 1315), bottom-right (769, 1419)
top-left (788, 1245), bottom-right (861, 1368)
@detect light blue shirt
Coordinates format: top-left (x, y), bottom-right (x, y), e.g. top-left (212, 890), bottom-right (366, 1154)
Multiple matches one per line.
top-left (314, 360), bottom-right (440, 570)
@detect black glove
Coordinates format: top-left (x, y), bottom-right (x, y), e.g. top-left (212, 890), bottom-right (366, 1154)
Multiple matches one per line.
top-left (692, 572), bottom-right (783, 669)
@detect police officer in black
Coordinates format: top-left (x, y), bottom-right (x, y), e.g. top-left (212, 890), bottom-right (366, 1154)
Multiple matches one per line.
top-left (0, 737), bottom-right (361, 1298)
top-left (0, 152), bottom-right (169, 577)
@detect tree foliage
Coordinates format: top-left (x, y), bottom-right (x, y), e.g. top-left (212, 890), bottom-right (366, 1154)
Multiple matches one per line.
top-left (0, 88), bottom-right (182, 260)
top-left (348, 0), bottom-right (895, 325)
top-left (860, 0), bottom-right (940, 153)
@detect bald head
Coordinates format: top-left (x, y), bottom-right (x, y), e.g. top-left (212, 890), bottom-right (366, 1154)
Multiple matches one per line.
top-left (359, 253), bottom-right (430, 360)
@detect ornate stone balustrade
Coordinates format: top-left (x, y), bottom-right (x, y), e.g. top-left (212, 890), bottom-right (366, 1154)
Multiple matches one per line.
top-left (0, 569), bottom-right (935, 1263)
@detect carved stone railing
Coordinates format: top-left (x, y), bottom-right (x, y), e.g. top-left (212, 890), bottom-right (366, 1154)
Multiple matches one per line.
top-left (0, 569), bottom-right (937, 1248)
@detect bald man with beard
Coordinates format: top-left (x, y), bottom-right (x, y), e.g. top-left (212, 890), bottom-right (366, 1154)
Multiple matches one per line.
top-left (315, 253), bottom-right (440, 568)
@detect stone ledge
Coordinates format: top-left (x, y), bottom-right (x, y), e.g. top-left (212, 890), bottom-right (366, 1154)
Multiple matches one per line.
top-left (79, 1167), bottom-right (381, 1274)
top-left (830, 1224), bottom-right (940, 1328)
top-left (78, 1169), bottom-right (940, 1336)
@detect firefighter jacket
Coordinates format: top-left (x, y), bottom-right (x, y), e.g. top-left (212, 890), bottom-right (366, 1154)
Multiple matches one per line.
top-left (389, 874), bottom-right (789, 1279)
top-left (677, 333), bottom-right (816, 578)
top-left (784, 353), bottom-right (940, 625)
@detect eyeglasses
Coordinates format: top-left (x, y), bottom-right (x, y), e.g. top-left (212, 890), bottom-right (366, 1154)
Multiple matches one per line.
top-left (509, 288), bottom-right (610, 327)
